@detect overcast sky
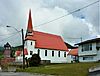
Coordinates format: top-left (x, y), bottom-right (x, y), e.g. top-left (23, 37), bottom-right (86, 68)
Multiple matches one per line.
top-left (0, 0), bottom-right (100, 46)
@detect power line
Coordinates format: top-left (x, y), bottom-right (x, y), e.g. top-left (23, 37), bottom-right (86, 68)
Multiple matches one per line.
top-left (0, 31), bottom-right (21, 42)
top-left (0, 31), bottom-right (21, 36)
top-left (35, 0), bottom-right (99, 27)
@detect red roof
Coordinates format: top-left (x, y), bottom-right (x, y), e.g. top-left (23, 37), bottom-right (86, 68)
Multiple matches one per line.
top-left (24, 48), bottom-right (28, 55)
top-left (25, 31), bottom-right (68, 51)
top-left (15, 48), bottom-right (28, 56)
top-left (15, 50), bottom-right (21, 56)
top-left (68, 48), bottom-right (78, 56)
top-left (27, 9), bottom-right (33, 32)
top-left (25, 10), bottom-right (68, 51)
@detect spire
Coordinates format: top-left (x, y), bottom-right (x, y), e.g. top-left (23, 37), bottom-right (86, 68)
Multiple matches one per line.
top-left (27, 9), bottom-right (33, 32)
top-left (26, 9), bottom-right (33, 36)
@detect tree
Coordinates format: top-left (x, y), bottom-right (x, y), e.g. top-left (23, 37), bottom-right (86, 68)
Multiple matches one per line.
top-left (29, 54), bottom-right (41, 66)
top-left (10, 50), bottom-right (15, 57)
top-left (0, 52), bottom-right (4, 60)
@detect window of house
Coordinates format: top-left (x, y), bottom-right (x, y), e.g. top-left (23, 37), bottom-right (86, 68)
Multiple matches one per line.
top-left (38, 49), bottom-right (40, 55)
top-left (30, 51), bottom-right (33, 55)
top-left (45, 50), bottom-right (47, 56)
top-left (6, 47), bottom-right (10, 50)
top-left (90, 43), bottom-right (92, 50)
top-left (64, 52), bottom-right (66, 57)
top-left (96, 42), bottom-right (100, 47)
top-left (83, 56), bottom-right (93, 60)
top-left (31, 42), bottom-right (32, 45)
top-left (96, 42), bottom-right (100, 50)
top-left (52, 51), bottom-right (54, 57)
top-left (58, 51), bottom-right (60, 57)
top-left (82, 43), bottom-right (92, 51)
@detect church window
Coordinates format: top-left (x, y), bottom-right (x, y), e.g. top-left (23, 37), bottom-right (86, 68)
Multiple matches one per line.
top-left (52, 51), bottom-right (54, 57)
top-left (30, 51), bottom-right (33, 55)
top-left (58, 51), bottom-right (60, 57)
top-left (45, 50), bottom-right (47, 56)
top-left (64, 52), bottom-right (66, 57)
top-left (31, 42), bottom-right (32, 45)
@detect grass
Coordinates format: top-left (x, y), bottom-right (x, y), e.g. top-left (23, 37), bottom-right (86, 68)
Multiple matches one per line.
top-left (16, 62), bottom-right (100, 76)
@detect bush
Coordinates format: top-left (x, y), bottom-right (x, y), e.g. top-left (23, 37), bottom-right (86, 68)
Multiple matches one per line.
top-left (29, 54), bottom-right (41, 67)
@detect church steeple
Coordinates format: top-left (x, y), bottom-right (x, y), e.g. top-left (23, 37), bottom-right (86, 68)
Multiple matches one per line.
top-left (26, 9), bottom-right (33, 36)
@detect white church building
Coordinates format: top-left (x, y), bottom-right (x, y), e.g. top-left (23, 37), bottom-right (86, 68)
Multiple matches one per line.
top-left (16, 10), bottom-right (68, 63)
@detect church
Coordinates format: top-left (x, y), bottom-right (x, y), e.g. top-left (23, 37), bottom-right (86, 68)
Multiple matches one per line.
top-left (16, 10), bottom-right (68, 63)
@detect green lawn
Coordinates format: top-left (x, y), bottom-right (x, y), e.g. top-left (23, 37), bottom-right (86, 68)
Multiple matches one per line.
top-left (17, 62), bottom-right (100, 76)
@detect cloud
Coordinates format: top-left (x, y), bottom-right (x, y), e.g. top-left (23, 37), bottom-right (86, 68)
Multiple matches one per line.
top-left (0, 0), bottom-right (99, 46)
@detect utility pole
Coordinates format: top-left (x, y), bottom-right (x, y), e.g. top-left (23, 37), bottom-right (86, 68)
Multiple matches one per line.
top-left (81, 37), bottom-right (82, 42)
top-left (22, 29), bottom-right (25, 69)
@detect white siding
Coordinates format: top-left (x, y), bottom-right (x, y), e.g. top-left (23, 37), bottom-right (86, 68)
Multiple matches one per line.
top-left (66, 55), bottom-right (73, 63)
top-left (97, 50), bottom-right (100, 61)
top-left (24, 40), bottom-right (67, 63)
top-left (78, 43), bottom-right (97, 56)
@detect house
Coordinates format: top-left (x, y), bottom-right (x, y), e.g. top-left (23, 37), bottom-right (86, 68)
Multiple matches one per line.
top-left (75, 36), bottom-right (100, 62)
top-left (0, 42), bottom-right (15, 65)
top-left (15, 48), bottom-right (28, 62)
top-left (18, 10), bottom-right (68, 63)
top-left (3, 42), bottom-right (11, 58)
top-left (67, 48), bottom-right (78, 63)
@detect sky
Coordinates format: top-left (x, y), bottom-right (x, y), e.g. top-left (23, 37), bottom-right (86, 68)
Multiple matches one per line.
top-left (0, 0), bottom-right (100, 46)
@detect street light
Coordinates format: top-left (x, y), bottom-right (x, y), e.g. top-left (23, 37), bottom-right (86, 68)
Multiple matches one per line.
top-left (6, 25), bottom-right (21, 36)
top-left (6, 25), bottom-right (25, 69)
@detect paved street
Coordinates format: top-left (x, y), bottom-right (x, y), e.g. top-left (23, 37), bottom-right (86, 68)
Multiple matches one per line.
top-left (0, 72), bottom-right (51, 76)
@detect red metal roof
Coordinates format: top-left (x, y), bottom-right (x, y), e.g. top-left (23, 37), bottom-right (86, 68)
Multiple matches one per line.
top-left (25, 31), bottom-right (68, 51)
top-left (68, 48), bottom-right (78, 56)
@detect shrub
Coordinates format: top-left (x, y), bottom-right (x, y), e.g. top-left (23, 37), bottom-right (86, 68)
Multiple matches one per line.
top-left (29, 54), bottom-right (41, 67)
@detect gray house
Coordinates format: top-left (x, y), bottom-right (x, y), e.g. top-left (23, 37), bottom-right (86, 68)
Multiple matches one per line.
top-left (76, 37), bottom-right (100, 62)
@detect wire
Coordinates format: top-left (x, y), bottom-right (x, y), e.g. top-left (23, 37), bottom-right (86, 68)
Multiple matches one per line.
top-left (35, 0), bottom-right (99, 27)
top-left (66, 38), bottom-right (81, 39)
top-left (0, 31), bottom-right (21, 36)
top-left (0, 31), bottom-right (21, 42)
top-left (0, 0), bottom-right (99, 45)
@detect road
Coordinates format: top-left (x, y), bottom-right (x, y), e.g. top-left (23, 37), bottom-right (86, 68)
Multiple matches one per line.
top-left (0, 72), bottom-right (51, 76)
top-left (88, 70), bottom-right (100, 76)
